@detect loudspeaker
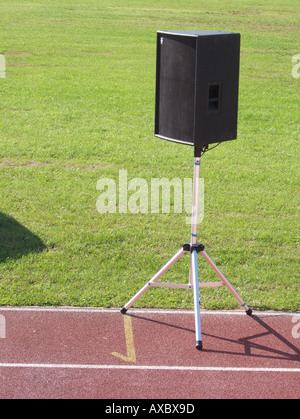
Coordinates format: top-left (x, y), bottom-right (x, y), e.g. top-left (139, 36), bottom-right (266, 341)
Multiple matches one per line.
top-left (155, 30), bottom-right (241, 148)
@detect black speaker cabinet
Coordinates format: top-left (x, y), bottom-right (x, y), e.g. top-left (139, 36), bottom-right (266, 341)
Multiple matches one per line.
top-left (155, 30), bottom-right (241, 148)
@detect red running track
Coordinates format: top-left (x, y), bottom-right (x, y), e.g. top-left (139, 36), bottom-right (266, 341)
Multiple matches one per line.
top-left (0, 307), bottom-right (299, 399)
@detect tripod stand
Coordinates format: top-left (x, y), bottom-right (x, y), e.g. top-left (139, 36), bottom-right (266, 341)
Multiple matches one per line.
top-left (120, 147), bottom-right (252, 350)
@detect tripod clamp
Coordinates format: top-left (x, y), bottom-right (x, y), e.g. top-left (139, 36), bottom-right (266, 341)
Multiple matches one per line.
top-left (183, 243), bottom-right (205, 253)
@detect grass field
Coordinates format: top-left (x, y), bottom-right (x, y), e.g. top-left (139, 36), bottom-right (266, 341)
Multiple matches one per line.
top-left (0, 0), bottom-right (299, 311)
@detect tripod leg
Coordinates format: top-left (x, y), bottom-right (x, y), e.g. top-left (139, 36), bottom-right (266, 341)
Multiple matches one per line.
top-left (191, 249), bottom-right (202, 350)
top-left (201, 250), bottom-right (252, 315)
top-left (121, 248), bottom-right (186, 314)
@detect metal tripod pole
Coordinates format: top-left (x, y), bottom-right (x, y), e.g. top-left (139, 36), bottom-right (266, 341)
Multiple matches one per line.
top-left (190, 156), bottom-right (202, 350)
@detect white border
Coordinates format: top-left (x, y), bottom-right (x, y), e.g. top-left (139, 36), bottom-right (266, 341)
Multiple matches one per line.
top-left (154, 134), bottom-right (194, 146)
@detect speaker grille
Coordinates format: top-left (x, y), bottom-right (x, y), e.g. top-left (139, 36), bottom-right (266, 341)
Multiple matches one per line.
top-left (156, 35), bottom-right (196, 143)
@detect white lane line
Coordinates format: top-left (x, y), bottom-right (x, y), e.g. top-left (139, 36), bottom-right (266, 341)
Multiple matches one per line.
top-left (0, 363), bottom-right (299, 373)
top-left (0, 307), bottom-right (297, 316)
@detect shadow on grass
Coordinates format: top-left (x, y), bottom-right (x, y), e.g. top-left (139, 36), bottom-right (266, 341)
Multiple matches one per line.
top-left (0, 212), bottom-right (46, 263)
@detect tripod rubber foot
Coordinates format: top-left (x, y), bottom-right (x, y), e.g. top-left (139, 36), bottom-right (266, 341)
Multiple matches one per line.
top-left (196, 341), bottom-right (203, 351)
top-left (246, 308), bottom-right (253, 316)
top-left (120, 307), bottom-right (127, 315)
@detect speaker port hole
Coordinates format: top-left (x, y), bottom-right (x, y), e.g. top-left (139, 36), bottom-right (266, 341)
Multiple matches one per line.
top-left (208, 83), bottom-right (221, 113)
